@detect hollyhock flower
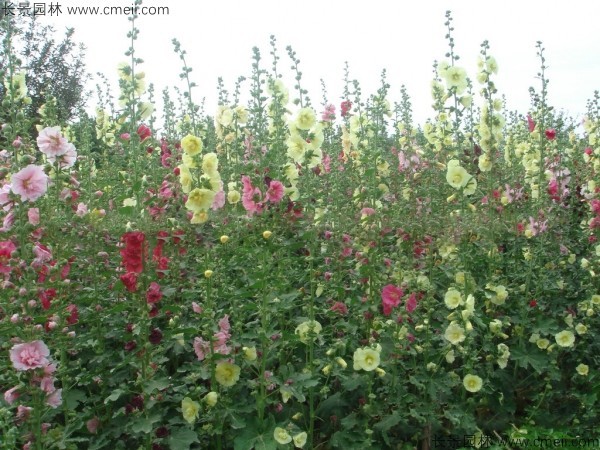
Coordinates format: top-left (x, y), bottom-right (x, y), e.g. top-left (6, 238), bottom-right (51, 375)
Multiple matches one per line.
top-left (40, 376), bottom-right (55, 393)
top-left (181, 397), bottom-right (200, 424)
top-left (10, 340), bottom-right (50, 371)
top-left (555, 330), bottom-right (575, 347)
top-left (321, 104), bottom-right (335, 122)
top-left (327, 301), bottom-right (348, 315)
top-left (192, 302), bottom-right (202, 314)
top-left (193, 337), bottom-right (210, 361)
top-left (526, 114), bottom-right (536, 132)
top-left (66, 304), bottom-right (78, 325)
top-left (120, 272), bottom-right (138, 292)
top-left (545, 128), bottom-right (557, 140)
top-left (0, 183), bottom-right (13, 211)
top-left (16, 405), bottom-right (32, 422)
top-left (46, 389), bottom-right (62, 409)
top-left (87, 417), bottom-right (100, 434)
top-left (32, 243), bottom-right (52, 268)
top-left (353, 347), bottom-right (381, 371)
top-left (47, 142), bottom-right (77, 168)
top-left (211, 190), bottom-right (226, 210)
top-left (10, 164), bottom-right (49, 202)
top-left (340, 100), bottom-right (352, 117)
top-left (274, 427), bottom-right (292, 445)
top-left (463, 374), bottom-right (483, 393)
top-left (0, 240), bottom-right (16, 273)
top-left (37, 126), bottom-right (69, 157)
top-left (27, 208), bottom-right (40, 225)
top-left (381, 284), bottom-right (403, 316)
top-left (266, 180), bottom-right (285, 203)
top-left (0, 212), bottom-right (15, 231)
top-left (405, 292), bottom-right (418, 312)
top-left (185, 188), bottom-right (216, 212)
top-left (76, 203), bottom-right (88, 217)
top-left (444, 322), bottom-right (466, 345)
top-left (137, 124), bottom-right (152, 141)
top-left (215, 361), bottom-right (241, 387)
top-left (149, 328), bottom-right (163, 345)
top-left (146, 282), bottom-right (163, 304)
top-left (4, 386), bottom-right (20, 404)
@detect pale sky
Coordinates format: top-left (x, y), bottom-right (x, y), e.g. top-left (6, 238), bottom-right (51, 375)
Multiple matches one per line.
top-left (37, 0), bottom-right (600, 126)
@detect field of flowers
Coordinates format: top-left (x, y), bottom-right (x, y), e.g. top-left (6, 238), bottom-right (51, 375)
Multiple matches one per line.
top-left (1, 6), bottom-right (599, 450)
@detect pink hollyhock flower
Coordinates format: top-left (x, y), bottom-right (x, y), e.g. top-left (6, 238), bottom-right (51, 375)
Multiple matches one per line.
top-left (37, 126), bottom-right (69, 157)
top-left (10, 165), bottom-right (49, 202)
top-left (405, 292), bottom-right (418, 312)
top-left (0, 184), bottom-right (13, 211)
top-left (75, 203), bottom-right (88, 217)
top-left (330, 301), bottom-right (348, 315)
top-left (4, 386), bottom-right (20, 404)
top-left (40, 376), bottom-right (55, 393)
top-left (218, 314), bottom-right (230, 334)
top-left (16, 405), bottom-right (32, 422)
top-left (266, 180), bottom-right (284, 203)
top-left (87, 417), bottom-right (100, 434)
top-left (28, 208), bottom-right (40, 225)
top-left (46, 388), bottom-right (62, 408)
top-left (360, 207), bottom-right (376, 217)
top-left (212, 190), bottom-right (226, 210)
top-left (321, 104), bottom-right (335, 122)
top-left (193, 337), bottom-right (210, 361)
top-left (10, 340), bottom-right (50, 371)
top-left (146, 282), bottom-right (163, 304)
top-left (381, 284), bottom-right (404, 316)
top-left (192, 302), bottom-right (202, 314)
top-left (47, 143), bottom-right (77, 168)
top-left (32, 242), bottom-right (52, 268)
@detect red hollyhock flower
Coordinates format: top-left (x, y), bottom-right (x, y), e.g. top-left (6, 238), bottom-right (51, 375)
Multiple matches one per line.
top-left (137, 124), bottom-right (152, 142)
top-left (120, 272), bottom-right (138, 292)
top-left (146, 282), bottom-right (163, 304)
top-left (340, 100), bottom-right (352, 117)
top-left (120, 232), bottom-right (146, 273)
top-left (66, 304), bottom-right (79, 325)
top-left (545, 128), bottom-right (556, 140)
top-left (526, 114), bottom-right (535, 132)
top-left (381, 284), bottom-right (404, 316)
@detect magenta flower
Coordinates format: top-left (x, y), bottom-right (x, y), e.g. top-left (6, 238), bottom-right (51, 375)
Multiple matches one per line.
top-left (381, 284), bottom-right (404, 316)
top-left (37, 126), bottom-right (69, 157)
top-left (266, 180), bottom-right (284, 203)
top-left (10, 164), bottom-right (49, 202)
top-left (9, 340), bottom-right (50, 371)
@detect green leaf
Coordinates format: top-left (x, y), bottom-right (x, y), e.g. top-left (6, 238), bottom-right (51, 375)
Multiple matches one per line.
top-left (144, 378), bottom-right (171, 393)
top-left (130, 417), bottom-right (154, 434)
top-left (104, 388), bottom-right (124, 404)
top-left (63, 389), bottom-right (87, 409)
top-left (168, 428), bottom-right (200, 450)
top-left (511, 346), bottom-right (547, 373)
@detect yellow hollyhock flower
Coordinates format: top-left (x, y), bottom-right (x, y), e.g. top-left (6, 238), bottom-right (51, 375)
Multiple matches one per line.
top-left (295, 107), bottom-right (316, 131)
top-left (352, 347), bottom-right (380, 372)
top-left (444, 288), bottom-right (463, 309)
top-left (293, 432), bottom-right (308, 448)
top-left (295, 320), bottom-right (321, 344)
top-left (185, 188), bottom-right (216, 212)
top-left (202, 153), bottom-right (219, 178)
top-left (444, 322), bottom-right (466, 345)
top-left (181, 397), bottom-right (200, 424)
top-left (554, 330), bottom-right (575, 348)
top-left (273, 427), bottom-right (292, 445)
top-left (204, 391), bottom-right (218, 407)
top-left (576, 364), bottom-right (589, 376)
top-left (463, 374), bottom-right (483, 393)
top-left (446, 161), bottom-right (470, 189)
top-left (215, 362), bottom-right (241, 387)
top-left (181, 134), bottom-right (203, 156)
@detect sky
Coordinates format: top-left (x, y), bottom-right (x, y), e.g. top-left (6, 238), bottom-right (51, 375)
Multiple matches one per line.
top-left (28, 0), bottom-right (600, 126)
